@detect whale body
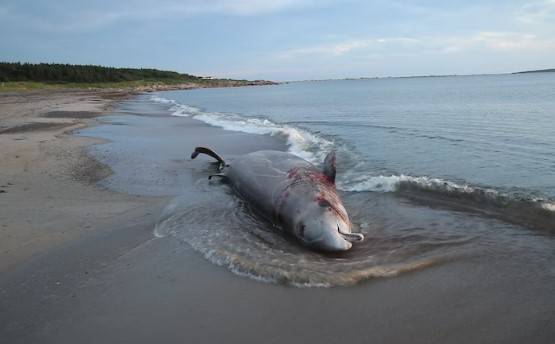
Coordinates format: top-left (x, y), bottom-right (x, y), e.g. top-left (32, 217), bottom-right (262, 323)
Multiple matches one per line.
top-left (191, 147), bottom-right (364, 252)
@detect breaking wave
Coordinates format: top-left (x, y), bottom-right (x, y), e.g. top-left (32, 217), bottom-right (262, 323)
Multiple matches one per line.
top-left (339, 174), bottom-right (555, 232)
top-left (150, 95), bottom-right (177, 105)
top-left (340, 174), bottom-right (554, 211)
top-left (151, 95), bottom-right (333, 163)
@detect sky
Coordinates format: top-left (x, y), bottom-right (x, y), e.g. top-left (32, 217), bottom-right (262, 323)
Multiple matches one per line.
top-left (1, 0), bottom-right (554, 81)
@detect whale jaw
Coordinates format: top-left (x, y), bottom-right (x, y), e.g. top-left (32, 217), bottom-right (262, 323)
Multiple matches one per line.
top-left (311, 225), bottom-right (354, 252)
top-left (315, 236), bottom-right (353, 252)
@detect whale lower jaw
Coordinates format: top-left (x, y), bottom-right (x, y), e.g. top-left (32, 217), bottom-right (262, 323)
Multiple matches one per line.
top-left (323, 240), bottom-right (352, 252)
top-left (338, 226), bottom-right (365, 243)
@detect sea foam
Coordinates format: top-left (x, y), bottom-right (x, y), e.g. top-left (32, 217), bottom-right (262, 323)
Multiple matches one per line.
top-left (151, 95), bottom-right (333, 163)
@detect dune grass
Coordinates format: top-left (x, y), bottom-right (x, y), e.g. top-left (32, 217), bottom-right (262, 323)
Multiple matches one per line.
top-left (0, 80), bottom-right (198, 92)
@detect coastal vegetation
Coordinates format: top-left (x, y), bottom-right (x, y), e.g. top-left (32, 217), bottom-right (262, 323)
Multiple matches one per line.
top-left (0, 62), bottom-right (274, 91)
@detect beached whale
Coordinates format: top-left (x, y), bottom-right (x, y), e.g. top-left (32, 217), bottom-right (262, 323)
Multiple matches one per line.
top-left (191, 147), bottom-right (364, 252)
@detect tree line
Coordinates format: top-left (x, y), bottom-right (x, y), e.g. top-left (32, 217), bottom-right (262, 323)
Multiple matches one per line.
top-left (0, 62), bottom-right (204, 83)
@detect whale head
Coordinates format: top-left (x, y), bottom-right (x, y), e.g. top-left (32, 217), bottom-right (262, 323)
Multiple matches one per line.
top-left (281, 151), bottom-right (364, 252)
top-left (293, 197), bottom-right (364, 252)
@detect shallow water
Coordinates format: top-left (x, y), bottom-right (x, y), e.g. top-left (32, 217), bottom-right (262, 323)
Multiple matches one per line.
top-left (152, 174), bottom-right (553, 287)
top-left (81, 74), bottom-right (555, 287)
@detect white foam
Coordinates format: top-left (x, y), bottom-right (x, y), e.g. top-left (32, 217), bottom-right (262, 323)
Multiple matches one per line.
top-left (151, 95), bottom-right (201, 117)
top-left (150, 95), bottom-right (332, 163)
top-left (340, 174), bottom-right (441, 192)
top-left (172, 104), bottom-right (201, 117)
top-left (150, 95), bottom-right (176, 105)
top-left (340, 174), bottom-right (555, 214)
top-left (339, 174), bottom-right (496, 196)
top-left (541, 202), bottom-right (555, 212)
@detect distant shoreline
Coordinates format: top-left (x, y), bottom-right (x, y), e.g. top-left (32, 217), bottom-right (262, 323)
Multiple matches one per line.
top-left (513, 68), bottom-right (555, 74)
top-left (285, 68), bottom-right (555, 83)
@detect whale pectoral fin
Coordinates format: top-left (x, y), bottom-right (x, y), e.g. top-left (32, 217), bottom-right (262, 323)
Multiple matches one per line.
top-left (323, 151), bottom-right (336, 184)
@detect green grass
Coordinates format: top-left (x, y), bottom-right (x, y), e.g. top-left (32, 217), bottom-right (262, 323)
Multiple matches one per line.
top-left (0, 62), bottom-right (273, 92)
top-left (0, 79), bottom-right (210, 92)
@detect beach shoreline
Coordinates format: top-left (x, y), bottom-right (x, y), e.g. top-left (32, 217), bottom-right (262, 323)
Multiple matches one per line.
top-left (0, 89), bottom-right (168, 272)
top-left (1, 88), bottom-right (553, 344)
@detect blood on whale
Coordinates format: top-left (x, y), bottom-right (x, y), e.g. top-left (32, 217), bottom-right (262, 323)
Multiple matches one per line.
top-left (276, 166), bottom-right (349, 224)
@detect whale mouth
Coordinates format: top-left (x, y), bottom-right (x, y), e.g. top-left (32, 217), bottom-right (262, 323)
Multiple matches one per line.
top-left (338, 225), bottom-right (365, 243)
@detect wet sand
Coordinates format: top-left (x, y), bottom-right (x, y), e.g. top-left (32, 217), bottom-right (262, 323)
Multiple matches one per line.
top-left (1, 92), bottom-right (553, 343)
top-left (0, 90), bottom-right (169, 271)
top-left (4, 223), bottom-right (553, 344)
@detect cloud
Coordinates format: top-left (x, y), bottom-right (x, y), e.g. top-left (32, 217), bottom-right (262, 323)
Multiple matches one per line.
top-left (3, 0), bottom-right (555, 80)
top-left (278, 37), bottom-right (420, 59)
top-left (278, 31), bottom-right (555, 60)
top-left (517, 0), bottom-right (555, 24)
top-left (1, 0), bottom-right (323, 34)
top-left (441, 31), bottom-right (555, 52)
top-left (182, 0), bottom-right (315, 16)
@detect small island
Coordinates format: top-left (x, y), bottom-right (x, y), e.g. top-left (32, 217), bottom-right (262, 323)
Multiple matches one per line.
top-left (514, 68), bottom-right (555, 74)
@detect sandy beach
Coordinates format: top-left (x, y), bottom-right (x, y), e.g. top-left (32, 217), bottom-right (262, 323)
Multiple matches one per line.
top-left (2, 0), bottom-right (554, 341)
top-left (1, 90), bottom-right (553, 344)
top-left (0, 90), bottom-right (169, 272)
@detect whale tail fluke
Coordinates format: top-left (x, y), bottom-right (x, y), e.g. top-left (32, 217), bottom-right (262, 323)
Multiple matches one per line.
top-left (191, 147), bottom-right (226, 167)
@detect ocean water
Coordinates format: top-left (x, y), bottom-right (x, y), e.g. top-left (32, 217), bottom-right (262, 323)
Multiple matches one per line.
top-left (84, 73), bottom-right (555, 287)
top-left (158, 73), bottom-right (555, 201)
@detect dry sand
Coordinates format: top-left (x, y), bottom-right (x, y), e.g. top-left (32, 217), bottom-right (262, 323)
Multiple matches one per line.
top-left (0, 90), bottom-right (167, 272)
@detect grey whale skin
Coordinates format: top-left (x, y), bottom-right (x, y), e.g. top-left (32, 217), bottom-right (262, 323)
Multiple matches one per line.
top-left (191, 147), bottom-right (364, 252)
